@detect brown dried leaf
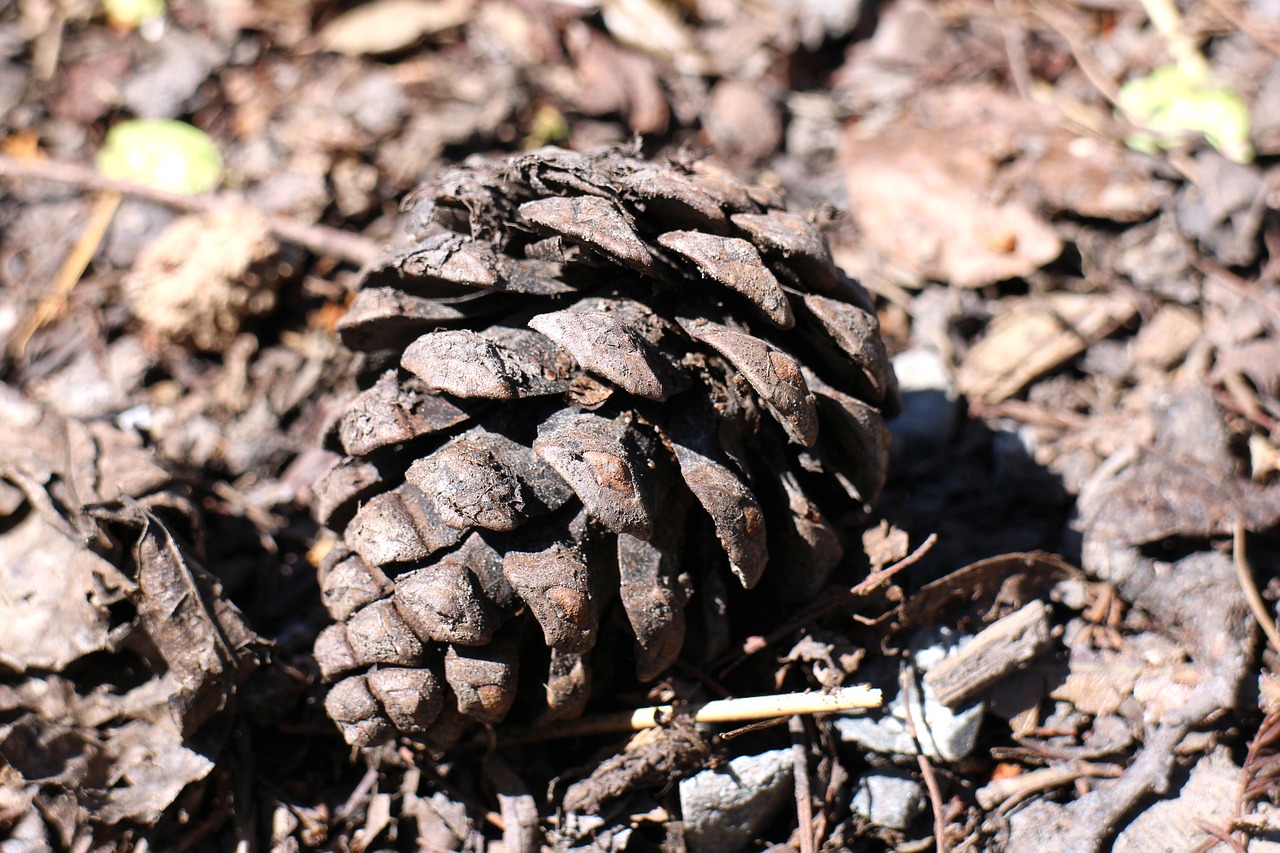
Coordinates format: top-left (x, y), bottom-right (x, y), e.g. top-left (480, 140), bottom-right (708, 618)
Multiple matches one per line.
top-left (680, 317), bottom-right (818, 446)
top-left (1083, 450), bottom-right (1280, 547)
top-left (93, 720), bottom-right (216, 825)
top-left (123, 509), bottom-right (265, 736)
top-left (703, 79), bottom-right (783, 167)
top-left (319, 0), bottom-right (473, 55)
top-left (560, 21), bottom-right (669, 135)
top-left (0, 506), bottom-right (124, 672)
top-left (533, 410), bottom-right (657, 539)
top-left (1023, 135), bottom-right (1170, 222)
top-left (660, 231), bottom-right (794, 328)
top-left (840, 86), bottom-right (1063, 287)
top-left (956, 292), bottom-right (1140, 403)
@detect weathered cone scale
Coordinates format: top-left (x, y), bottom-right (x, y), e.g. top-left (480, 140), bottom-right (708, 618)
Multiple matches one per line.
top-left (313, 146), bottom-right (898, 748)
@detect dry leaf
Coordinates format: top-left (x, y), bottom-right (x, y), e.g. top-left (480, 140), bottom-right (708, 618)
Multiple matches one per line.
top-left (0, 508), bottom-right (125, 672)
top-left (318, 0), bottom-right (473, 55)
top-left (841, 85), bottom-right (1063, 287)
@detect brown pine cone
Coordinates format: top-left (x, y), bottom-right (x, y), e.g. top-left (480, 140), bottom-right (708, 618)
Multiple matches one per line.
top-left (312, 146), bottom-right (899, 749)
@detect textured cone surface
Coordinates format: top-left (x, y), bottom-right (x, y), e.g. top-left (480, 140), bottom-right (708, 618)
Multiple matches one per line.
top-left (313, 146), bottom-right (897, 748)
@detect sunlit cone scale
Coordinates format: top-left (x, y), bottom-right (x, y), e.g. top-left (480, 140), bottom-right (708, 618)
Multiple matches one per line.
top-left (312, 146), bottom-right (899, 749)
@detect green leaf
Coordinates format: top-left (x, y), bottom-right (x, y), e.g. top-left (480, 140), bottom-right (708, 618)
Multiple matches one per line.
top-left (102, 0), bottom-right (166, 27)
top-left (1117, 64), bottom-right (1254, 163)
top-left (95, 120), bottom-right (223, 195)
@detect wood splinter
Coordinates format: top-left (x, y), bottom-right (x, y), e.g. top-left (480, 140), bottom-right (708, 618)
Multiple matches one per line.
top-left (498, 685), bottom-right (883, 745)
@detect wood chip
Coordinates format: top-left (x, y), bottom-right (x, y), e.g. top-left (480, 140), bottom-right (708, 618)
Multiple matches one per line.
top-left (956, 292), bottom-right (1139, 403)
top-left (923, 601), bottom-right (1054, 707)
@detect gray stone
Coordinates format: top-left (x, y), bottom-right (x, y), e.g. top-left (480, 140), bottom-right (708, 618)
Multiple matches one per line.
top-left (851, 772), bottom-right (924, 829)
top-left (679, 749), bottom-right (794, 852)
top-left (835, 628), bottom-right (985, 762)
top-left (888, 348), bottom-right (957, 462)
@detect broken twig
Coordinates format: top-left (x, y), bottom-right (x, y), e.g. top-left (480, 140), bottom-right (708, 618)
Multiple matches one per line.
top-left (496, 686), bottom-right (882, 746)
top-left (1233, 522), bottom-right (1280, 654)
top-left (0, 153), bottom-right (382, 268)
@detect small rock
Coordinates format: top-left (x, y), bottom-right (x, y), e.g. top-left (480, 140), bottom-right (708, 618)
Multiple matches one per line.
top-left (679, 749), bottom-right (794, 852)
top-left (851, 771), bottom-right (924, 829)
top-left (888, 348), bottom-right (957, 461)
top-left (835, 628), bottom-right (985, 762)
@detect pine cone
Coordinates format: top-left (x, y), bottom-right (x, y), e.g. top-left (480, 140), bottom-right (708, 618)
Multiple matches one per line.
top-left (312, 146), bottom-right (899, 749)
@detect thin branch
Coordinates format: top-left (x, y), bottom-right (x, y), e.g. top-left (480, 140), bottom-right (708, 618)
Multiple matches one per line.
top-left (8, 190), bottom-right (120, 357)
top-left (718, 533), bottom-right (937, 677)
top-left (494, 685), bottom-right (882, 746)
top-left (1233, 523), bottom-right (1280, 655)
top-left (900, 664), bottom-right (950, 853)
top-left (1136, 0), bottom-right (1211, 78)
top-left (789, 716), bottom-right (816, 853)
top-left (0, 153), bottom-right (383, 268)
top-left (994, 0), bottom-right (1033, 100)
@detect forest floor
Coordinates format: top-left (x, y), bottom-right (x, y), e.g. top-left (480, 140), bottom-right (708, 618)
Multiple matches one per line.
top-left (3, 0), bottom-right (1280, 850)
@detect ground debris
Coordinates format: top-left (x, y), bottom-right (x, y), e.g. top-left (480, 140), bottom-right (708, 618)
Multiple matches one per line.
top-left (124, 205), bottom-right (278, 351)
top-left (562, 715), bottom-right (710, 815)
top-left (678, 748), bottom-right (794, 853)
top-left (5, 0), bottom-right (1280, 847)
top-left (840, 85), bottom-right (1064, 289)
top-left (0, 392), bottom-right (264, 841)
top-left (923, 600), bottom-right (1054, 708)
top-left (957, 292), bottom-right (1140, 404)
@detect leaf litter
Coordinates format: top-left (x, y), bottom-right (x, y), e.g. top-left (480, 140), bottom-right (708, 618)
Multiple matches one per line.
top-left (2, 0), bottom-right (1280, 849)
